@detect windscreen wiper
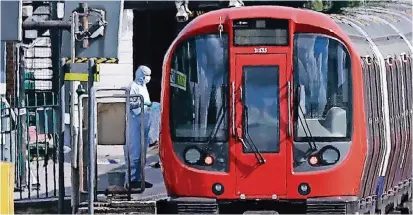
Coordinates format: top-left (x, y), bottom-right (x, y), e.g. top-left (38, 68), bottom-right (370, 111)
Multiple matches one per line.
top-left (206, 84), bottom-right (227, 146)
top-left (298, 104), bottom-right (318, 153)
top-left (296, 85), bottom-right (317, 157)
top-left (243, 105), bottom-right (266, 164)
top-left (207, 84), bottom-right (265, 164)
top-left (206, 101), bottom-right (225, 145)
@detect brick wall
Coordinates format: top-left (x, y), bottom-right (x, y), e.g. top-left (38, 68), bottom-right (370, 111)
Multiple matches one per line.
top-left (5, 41), bottom-right (16, 98)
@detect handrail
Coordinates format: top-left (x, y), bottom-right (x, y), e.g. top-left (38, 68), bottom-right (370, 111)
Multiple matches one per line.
top-left (75, 88), bottom-right (145, 212)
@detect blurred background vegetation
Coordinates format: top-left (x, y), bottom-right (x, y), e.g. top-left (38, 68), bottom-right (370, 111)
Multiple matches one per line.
top-left (306, 0), bottom-right (410, 13)
top-left (308, 0), bottom-right (363, 13)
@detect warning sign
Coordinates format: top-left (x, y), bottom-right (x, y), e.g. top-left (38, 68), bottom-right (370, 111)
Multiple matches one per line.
top-left (170, 69), bottom-right (187, 91)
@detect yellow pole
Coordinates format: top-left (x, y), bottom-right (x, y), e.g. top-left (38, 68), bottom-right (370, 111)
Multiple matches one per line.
top-left (0, 162), bottom-right (14, 214)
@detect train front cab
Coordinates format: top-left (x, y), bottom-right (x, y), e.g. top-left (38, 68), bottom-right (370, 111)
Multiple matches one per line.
top-left (160, 7), bottom-right (365, 214)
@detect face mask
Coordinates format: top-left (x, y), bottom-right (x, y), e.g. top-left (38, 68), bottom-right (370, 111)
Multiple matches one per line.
top-left (144, 76), bottom-right (151, 84)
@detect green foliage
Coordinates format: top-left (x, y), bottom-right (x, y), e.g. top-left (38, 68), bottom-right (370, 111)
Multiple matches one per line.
top-left (308, 0), bottom-right (363, 13)
top-left (311, 0), bottom-right (324, 11)
top-left (348, 0), bottom-right (362, 7)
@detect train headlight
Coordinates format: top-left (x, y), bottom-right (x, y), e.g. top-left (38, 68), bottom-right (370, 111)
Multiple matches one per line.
top-left (183, 147), bottom-right (201, 164)
top-left (204, 155), bottom-right (214, 165)
top-left (319, 146), bottom-right (340, 165)
top-left (298, 182), bottom-right (311, 196)
top-left (212, 183), bottom-right (224, 195)
top-left (308, 155), bottom-right (319, 166)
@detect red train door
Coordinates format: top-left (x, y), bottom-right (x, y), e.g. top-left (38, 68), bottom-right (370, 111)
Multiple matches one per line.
top-left (234, 53), bottom-right (288, 197)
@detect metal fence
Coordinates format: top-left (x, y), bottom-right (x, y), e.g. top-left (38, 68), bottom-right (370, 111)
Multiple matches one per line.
top-left (2, 23), bottom-right (65, 201)
top-left (1, 92), bottom-right (61, 200)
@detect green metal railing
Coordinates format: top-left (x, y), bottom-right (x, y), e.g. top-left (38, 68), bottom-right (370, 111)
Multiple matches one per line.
top-left (1, 92), bottom-right (60, 200)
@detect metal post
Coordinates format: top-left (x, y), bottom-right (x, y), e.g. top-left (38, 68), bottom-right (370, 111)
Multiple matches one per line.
top-left (22, 21), bottom-right (72, 30)
top-left (80, 3), bottom-right (89, 48)
top-left (70, 11), bottom-right (76, 145)
top-left (58, 58), bottom-right (66, 213)
top-left (140, 96), bottom-right (145, 192)
top-left (87, 58), bottom-right (95, 215)
top-left (49, 1), bottom-right (66, 212)
top-left (126, 90), bottom-right (131, 200)
top-left (71, 12), bottom-right (77, 63)
top-left (15, 46), bottom-right (21, 188)
top-left (69, 11), bottom-right (79, 214)
top-left (17, 46), bottom-right (27, 190)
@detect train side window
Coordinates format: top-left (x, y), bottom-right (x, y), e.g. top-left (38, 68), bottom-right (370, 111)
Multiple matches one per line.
top-left (360, 59), bottom-right (372, 197)
top-left (404, 57), bottom-right (413, 116)
top-left (362, 59), bottom-right (373, 136)
top-left (408, 57), bottom-right (413, 111)
top-left (390, 60), bottom-right (399, 126)
top-left (385, 60), bottom-right (394, 132)
top-left (397, 59), bottom-right (406, 116)
top-left (397, 59), bottom-right (407, 122)
top-left (293, 33), bottom-right (352, 141)
top-left (394, 60), bottom-right (402, 131)
top-left (367, 58), bottom-right (381, 196)
top-left (396, 58), bottom-right (408, 160)
top-left (372, 59), bottom-right (386, 177)
top-left (369, 61), bottom-right (378, 133)
top-left (404, 56), bottom-right (413, 152)
top-left (391, 58), bottom-right (401, 154)
top-left (372, 61), bottom-right (382, 126)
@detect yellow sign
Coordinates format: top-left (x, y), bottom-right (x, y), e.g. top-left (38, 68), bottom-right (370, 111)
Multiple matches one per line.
top-left (64, 73), bottom-right (100, 82)
top-left (190, 10), bottom-right (205, 18)
top-left (170, 69), bottom-right (187, 91)
top-left (64, 64), bottom-right (101, 82)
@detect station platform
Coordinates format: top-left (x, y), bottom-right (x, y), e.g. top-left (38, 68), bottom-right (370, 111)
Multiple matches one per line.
top-left (14, 145), bottom-right (167, 214)
top-left (76, 147), bottom-right (168, 214)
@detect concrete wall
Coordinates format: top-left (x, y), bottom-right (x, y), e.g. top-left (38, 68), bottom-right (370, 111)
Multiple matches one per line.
top-left (95, 9), bottom-right (134, 89)
top-left (65, 9), bottom-right (135, 151)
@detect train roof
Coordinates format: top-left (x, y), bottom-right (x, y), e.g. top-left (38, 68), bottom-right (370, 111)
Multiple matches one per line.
top-left (175, 3), bottom-right (412, 59)
top-left (330, 2), bottom-right (413, 57)
top-left (180, 5), bottom-right (347, 41)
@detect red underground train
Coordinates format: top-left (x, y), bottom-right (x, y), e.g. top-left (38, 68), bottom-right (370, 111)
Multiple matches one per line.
top-left (158, 4), bottom-right (413, 214)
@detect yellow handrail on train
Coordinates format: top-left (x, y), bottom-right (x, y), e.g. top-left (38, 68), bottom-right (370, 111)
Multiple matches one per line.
top-left (0, 162), bottom-right (14, 214)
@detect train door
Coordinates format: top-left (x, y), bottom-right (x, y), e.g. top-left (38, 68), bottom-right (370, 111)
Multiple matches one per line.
top-left (234, 53), bottom-right (288, 197)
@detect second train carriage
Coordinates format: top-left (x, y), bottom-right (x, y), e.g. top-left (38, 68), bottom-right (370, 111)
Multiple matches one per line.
top-left (332, 5), bottom-right (413, 212)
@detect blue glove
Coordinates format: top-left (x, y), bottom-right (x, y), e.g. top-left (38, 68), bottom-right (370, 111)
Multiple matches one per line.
top-left (144, 102), bottom-right (152, 107)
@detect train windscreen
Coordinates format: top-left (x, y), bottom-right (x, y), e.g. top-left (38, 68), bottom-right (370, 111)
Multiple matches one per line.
top-left (293, 33), bottom-right (353, 142)
top-left (169, 33), bottom-right (229, 143)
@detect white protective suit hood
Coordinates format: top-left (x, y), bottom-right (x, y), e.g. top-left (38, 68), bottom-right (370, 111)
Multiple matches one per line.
top-left (134, 65), bottom-right (151, 85)
top-left (130, 66), bottom-right (151, 114)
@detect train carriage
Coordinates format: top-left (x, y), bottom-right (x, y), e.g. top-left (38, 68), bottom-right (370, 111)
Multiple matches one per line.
top-left (158, 3), bottom-right (413, 214)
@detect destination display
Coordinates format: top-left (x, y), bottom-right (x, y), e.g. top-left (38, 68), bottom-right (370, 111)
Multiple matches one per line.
top-left (233, 18), bottom-right (289, 46)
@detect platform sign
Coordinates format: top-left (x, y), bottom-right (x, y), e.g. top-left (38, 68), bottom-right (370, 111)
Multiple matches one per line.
top-left (1, 0), bottom-right (23, 41)
top-left (61, 0), bottom-right (124, 59)
top-left (63, 62), bottom-right (100, 82)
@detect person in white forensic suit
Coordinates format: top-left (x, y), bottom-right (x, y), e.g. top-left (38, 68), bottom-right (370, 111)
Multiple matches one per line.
top-left (124, 65), bottom-right (154, 189)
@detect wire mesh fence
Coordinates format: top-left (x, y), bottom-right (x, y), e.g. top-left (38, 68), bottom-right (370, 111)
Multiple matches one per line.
top-left (1, 92), bottom-right (63, 200)
top-left (2, 24), bottom-right (67, 201)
